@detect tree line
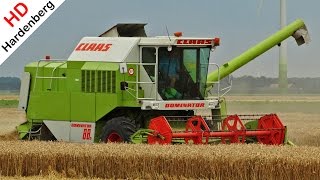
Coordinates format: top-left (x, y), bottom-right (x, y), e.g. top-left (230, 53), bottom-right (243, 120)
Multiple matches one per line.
top-left (0, 77), bottom-right (20, 91)
top-left (1, 76), bottom-right (320, 94)
top-left (222, 75), bottom-right (320, 94)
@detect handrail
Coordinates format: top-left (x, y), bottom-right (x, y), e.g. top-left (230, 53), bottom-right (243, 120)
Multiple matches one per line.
top-left (125, 62), bottom-right (157, 100)
top-left (205, 63), bottom-right (221, 99)
top-left (48, 61), bottom-right (67, 90)
top-left (33, 60), bottom-right (67, 91)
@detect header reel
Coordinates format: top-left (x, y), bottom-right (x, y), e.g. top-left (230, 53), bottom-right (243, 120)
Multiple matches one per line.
top-left (144, 114), bottom-right (285, 145)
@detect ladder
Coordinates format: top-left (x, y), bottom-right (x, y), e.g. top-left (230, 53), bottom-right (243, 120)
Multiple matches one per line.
top-left (27, 120), bottom-right (43, 140)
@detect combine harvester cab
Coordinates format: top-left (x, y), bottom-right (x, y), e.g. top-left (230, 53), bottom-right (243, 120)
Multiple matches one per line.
top-left (17, 21), bottom-right (310, 145)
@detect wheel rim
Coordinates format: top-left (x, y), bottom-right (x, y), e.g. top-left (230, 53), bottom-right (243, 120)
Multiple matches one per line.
top-left (106, 131), bottom-right (123, 143)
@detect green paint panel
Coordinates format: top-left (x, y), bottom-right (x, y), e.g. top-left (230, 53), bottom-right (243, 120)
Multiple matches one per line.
top-left (95, 93), bottom-right (118, 120)
top-left (67, 61), bottom-right (85, 69)
top-left (57, 65), bottom-right (67, 91)
top-left (67, 69), bottom-right (82, 92)
top-left (70, 92), bottom-right (95, 122)
top-left (81, 62), bottom-right (101, 70)
top-left (17, 121), bottom-right (32, 139)
top-left (96, 62), bottom-right (119, 71)
top-left (219, 97), bottom-right (227, 119)
top-left (27, 92), bottom-right (70, 120)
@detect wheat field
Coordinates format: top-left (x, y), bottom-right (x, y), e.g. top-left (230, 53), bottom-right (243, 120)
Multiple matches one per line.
top-left (0, 141), bottom-right (319, 179)
top-left (0, 95), bottom-right (320, 179)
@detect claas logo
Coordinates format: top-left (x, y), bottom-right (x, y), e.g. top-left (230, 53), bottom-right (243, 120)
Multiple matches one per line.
top-left (75, 43), bottom-right (112, 52)
top-left (177, 39), bottom-right (213, 45)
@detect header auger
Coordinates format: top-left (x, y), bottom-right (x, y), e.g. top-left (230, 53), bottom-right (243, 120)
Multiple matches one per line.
top-left (18, 20), bottom-right (310, 145)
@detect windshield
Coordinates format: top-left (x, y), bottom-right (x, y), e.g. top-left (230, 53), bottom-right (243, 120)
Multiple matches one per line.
top-left (158, 47), bottom-right (210, 100)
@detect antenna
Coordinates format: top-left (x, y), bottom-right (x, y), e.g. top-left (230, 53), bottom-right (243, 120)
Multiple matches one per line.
top-left (165, 25), bottom-right (171, 41)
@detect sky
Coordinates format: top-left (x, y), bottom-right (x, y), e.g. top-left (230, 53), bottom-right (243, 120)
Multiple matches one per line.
top-left (0, 0), bottom-right (319, 78)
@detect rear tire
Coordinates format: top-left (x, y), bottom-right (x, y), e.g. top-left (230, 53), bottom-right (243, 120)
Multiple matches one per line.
top-left (100, 117), bottom-right (136, 143)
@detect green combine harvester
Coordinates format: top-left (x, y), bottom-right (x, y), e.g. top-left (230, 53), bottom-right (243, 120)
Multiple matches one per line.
top-left (18, 19), bottom-right (310, 145)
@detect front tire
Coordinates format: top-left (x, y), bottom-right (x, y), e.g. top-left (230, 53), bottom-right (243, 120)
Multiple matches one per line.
top-left (100, 117), bottom-right (136, 143)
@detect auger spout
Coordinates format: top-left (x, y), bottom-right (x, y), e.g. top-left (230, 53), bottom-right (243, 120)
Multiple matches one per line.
top-left (207, 19), bottom-right (310, 89)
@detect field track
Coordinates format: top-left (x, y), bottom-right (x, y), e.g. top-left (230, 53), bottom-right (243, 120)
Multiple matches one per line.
top-left (0, 108), bottom-right (25, 136)
top-left (0, 95), bottom-right (18, 101)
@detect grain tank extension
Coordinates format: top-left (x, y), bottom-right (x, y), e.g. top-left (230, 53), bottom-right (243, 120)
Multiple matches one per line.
top-left (18, 20), bottom-right (310, 145)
